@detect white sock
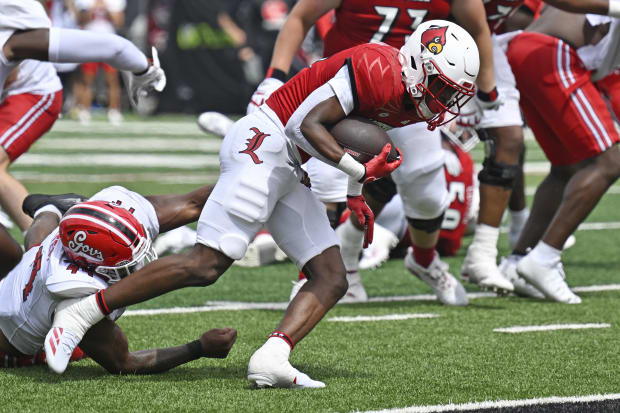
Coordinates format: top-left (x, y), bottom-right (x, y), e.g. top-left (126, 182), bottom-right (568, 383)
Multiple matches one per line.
top-left (529, 241), bottom-right (562, 267)
top-left (470, 224), bottom-right (500, 255)
top-left (48, 28), bottom-right (148, 73)
top-left (335, 219), bottom-right (364, 271)
top-left (509, 208), bottom-right (529, 233)
top-left (261, 336), bottom-right (291, 360)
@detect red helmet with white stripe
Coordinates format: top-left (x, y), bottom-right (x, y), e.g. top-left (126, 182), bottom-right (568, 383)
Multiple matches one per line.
top-left (59, 201), bottom-right (157, 283)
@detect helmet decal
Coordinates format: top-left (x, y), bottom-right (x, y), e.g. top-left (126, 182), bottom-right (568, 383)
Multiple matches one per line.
top-left (67, 230), bottom-right (104, 262)
top-left (421, 25), bottom-right (448, 55)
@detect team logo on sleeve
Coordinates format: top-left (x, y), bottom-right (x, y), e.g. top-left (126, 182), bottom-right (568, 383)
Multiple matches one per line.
top-left (239, 127), bottom-right (270, 164)
top-left (421, 25), bottom-right (448, 55)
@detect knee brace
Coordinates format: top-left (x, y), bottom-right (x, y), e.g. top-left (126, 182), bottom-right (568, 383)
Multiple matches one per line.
top-left (478, 138), bottom-right (520, 188)
top-left (408, 213), bottom-right (445, 234)
top-left (364, 176), bottom-right (397, 204)
top-left (326, 202), bottom-right (346, 229)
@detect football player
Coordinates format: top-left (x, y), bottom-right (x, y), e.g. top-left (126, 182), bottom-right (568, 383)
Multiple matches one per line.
top-left (460, 0), bottom-right (616, 296)
top-left (0, 185), bottom-right (238, 373)
top-left (43, 21), bottom-right (478, 388)
top-left (501, 8), bottom-right (620, 303)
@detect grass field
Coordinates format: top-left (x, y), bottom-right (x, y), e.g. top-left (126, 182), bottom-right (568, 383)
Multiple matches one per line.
top-left (3, 115), bottom-right (620, 412)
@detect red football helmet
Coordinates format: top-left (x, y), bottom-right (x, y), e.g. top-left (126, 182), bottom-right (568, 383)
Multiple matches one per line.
top-left (59, 201), bottom-right (157, 283)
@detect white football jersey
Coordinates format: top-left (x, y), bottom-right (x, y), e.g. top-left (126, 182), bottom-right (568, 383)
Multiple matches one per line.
top-left (0, 186), bottom-right (159, 355)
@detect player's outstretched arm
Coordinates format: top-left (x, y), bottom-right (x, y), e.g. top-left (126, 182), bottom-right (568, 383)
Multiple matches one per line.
top-left (146, 185), bottom-right (214, 234)
top-left (0, 224), bottom-right (22, 279)
top-left (79, 318), bottom-right (237, 375)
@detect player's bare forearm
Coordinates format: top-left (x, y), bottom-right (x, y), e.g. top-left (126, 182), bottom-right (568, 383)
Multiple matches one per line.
top-left (80, 319), bottom-right (237, 375)
top-left (269, 0), bottom-right (341, 73)
top-left (300, 96), bottom-right (347, 163)
top-left (146, 185), bottom-right (214, 233)
top-left (452, 0), bottom-right (496, 93)
top-left (545, 0), bottom-right (609, 14)
top-left (24, 212), bottom-right (59, 251)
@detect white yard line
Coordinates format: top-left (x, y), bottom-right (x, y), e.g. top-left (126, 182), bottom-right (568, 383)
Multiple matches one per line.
top-left (14, 153), bottom-right (220, 168)
top-left (33, 137), bottom-right (222, 152)
top-left (328, 314), bottom-right (438, 322)
top-left (360, 393), bottom-right (620, 413)
top-left (13, 171), bottom-right (218, 184)
top-left (493, 323), bottom-right (611, 334)
top-left (123, 284), bottom-right (620, 317)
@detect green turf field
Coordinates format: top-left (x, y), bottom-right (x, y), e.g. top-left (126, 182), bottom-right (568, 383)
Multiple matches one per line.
top-left (3, 115), bottom-right (620, 412)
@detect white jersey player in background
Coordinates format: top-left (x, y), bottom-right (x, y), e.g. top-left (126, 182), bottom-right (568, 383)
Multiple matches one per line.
top-left (0, 185), bottom-right (237, 373)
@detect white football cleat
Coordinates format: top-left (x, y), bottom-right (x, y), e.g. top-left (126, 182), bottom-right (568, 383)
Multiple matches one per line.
top-left (234, 232), bottom-right (279, 267)
top-left (498, 255), bottom-right (544, 299)
top-left (153, 226), bottom-right (197, 256)
top-left (461, 245), bottom-right (514, 294)
top-left (125, 47), bottom-right (166, 108)
top-left (339, 271), bottom-right (368, 303)
top-left (44, 327), bottom-right (81, 374)
top-left (197, 111), bottom-right (235, 138)
top-left (405, 247), bottom-right (468, 306)
top-left (516, 254), bottom-right (581, 304)
top-left (358, 223), bottom-right (398, 270)
top-left (247, 345), bottom-right (325, 389)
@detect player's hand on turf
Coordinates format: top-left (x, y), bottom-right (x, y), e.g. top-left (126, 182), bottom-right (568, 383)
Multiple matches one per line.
top-left (246, 78), bottom-right (284, 115)
top-left (346, 195), bottom-right (374, 248)
top-left (200, 328), bottom-right (238, 358)
top-left (362, 144), bottom-right (402, 183)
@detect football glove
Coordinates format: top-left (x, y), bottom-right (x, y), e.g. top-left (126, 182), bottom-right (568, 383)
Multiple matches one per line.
top-left (476, 86), bottom-right (503, 111)
top-left (362, 144), bottom-right (403, 183)
top-left (346, 195), bottom-right (374, 248)
top-left (246, 77), bottom-right (284, 115)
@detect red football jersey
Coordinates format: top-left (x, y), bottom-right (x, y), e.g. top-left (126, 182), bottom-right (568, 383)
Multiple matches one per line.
top-left (484, 0), bottom-right (525, 34)
top-left (437, 142), bottom-right (475, 256)
top-left (266, 43), bottom-right (421, 130)
top-left (323, 0), bottom-right (451, 56)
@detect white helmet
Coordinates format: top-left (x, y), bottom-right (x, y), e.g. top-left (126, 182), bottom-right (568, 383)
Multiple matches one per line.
top-left (399, 20), bottom-right (479, 130)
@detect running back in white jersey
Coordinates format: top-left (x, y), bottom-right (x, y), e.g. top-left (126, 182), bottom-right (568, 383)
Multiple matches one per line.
top-left (0, 186), bottom-right (159, 355)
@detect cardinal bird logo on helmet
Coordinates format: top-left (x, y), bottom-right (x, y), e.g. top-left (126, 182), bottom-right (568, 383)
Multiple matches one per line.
top-left (421, 25), bottom-right (448, 55)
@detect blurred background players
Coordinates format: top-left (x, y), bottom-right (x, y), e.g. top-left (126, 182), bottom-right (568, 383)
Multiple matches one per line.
top-left (74, 0), bottom-right (127, 125)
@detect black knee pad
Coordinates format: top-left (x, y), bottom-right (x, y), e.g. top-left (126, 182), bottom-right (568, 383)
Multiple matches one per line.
top-left (408, 213), bottom-right (445, 233)
top-left (478, 139), bottom-right (520, 188)
top-left (363, 175), bottom-right (396, 205)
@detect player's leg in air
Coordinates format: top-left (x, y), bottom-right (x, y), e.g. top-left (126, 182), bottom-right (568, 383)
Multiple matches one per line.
top-left (0, 0), bottom-right (165, 107)
top-left (502, 9), bottom-right (620, 303)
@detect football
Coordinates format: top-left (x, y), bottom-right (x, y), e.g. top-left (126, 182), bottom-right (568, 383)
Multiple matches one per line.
top-left (329, 116), bottom-right (399, 163)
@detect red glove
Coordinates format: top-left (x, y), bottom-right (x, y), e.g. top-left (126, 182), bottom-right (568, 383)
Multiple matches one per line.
top-left (362, 144), bottom-right (402, 183)
top-left (346, 195), bottom-right (374, 248)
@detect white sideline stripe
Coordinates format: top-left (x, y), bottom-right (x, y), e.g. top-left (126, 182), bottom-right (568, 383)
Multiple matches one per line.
top-left (123, 284), bottom-right (620, 317)
top-left (525, 185), bottom-right (620, 196)
top-left (33, 137), bottom-right (222, 152)
top-left (361, 393), bottom-right (620, 413)
top-left (328, 313), bottom-right (438, 322)
top-left (50, 119), bottom-right (204, 135)
top-left (499, 221), bottom-right (620, 233)
top-left (493, 323), bottom-right (611, 334)
top-left (12, 171), bottom-right (219, 184)
top-left (14, 153), bottom-right (220, 168)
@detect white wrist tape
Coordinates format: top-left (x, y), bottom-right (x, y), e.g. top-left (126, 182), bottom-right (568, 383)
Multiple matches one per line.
top-left (33, 205), bottom-right (62, 220)
top-left (347, 178), bottom-right (363, 196)
top-left (337, 153), bottom-right (365, 181)
top-left (609, 0), bottom-right (620, 17)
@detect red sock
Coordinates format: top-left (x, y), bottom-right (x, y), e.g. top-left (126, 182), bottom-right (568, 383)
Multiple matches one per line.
top-left (298, 271), bottom-right (306, 280)
top-left (413, 245), bottom-right (435, 268)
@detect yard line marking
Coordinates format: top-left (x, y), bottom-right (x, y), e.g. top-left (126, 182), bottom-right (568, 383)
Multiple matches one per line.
top-left (15, 153), bottom-right (220, 168)
top-left (493, 323), bottom-right (610, 334)
top-left (33, 137), bottom-right (222, 152)
top-left (123, 284), bottom-right (620, 317)
top-left (361, 393), bottom-right (620, 412)
top-left (50, 119), bottom-right (205, 135)
top-left (12, 171), bottom-right (219, 184)
top-left (525, 185), bottom-right (620, 196)
top-left (328, 313), bottom-right (438, 322)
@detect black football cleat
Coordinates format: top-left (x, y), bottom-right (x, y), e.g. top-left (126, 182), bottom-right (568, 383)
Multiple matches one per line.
top-left (22, 193), bottom-right (88, 218)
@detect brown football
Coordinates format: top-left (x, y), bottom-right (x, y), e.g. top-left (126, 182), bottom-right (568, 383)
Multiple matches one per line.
top-left (329, 116), bottom-right (400, 163)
